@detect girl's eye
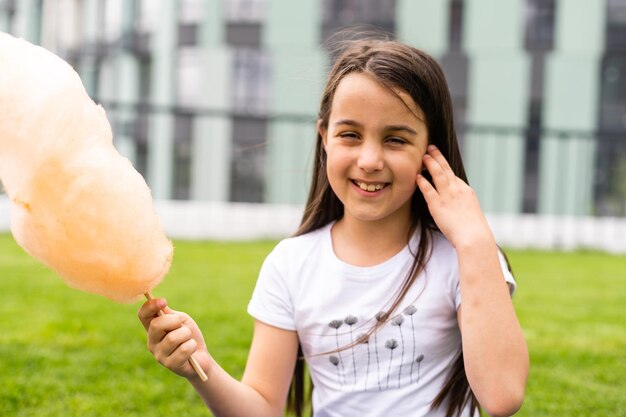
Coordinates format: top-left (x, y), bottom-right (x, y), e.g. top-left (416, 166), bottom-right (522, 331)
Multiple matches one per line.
top-left (339, 132), bottom-right (359, 139)
top-left (387, 136), bottom-right (407, 145)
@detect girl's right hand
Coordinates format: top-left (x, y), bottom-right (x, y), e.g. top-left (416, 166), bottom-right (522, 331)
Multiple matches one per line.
top-left (138, 298), bottom-right (212, 380)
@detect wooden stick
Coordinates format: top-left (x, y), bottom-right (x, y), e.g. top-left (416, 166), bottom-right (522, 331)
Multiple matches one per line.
top-left (145, 292), bottom-right (209, 382)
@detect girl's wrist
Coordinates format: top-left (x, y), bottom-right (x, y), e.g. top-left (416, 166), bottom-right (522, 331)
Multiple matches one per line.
top-left (186, 353), bottom-right (213, 384)
top-left (187, 365), bottom-right (212, 388)
top-left (453, 233), bottom-right (497, 255)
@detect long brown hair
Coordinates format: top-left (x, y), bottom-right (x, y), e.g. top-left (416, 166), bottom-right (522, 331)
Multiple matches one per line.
top-left (288, 37), bottom-right (477, 417)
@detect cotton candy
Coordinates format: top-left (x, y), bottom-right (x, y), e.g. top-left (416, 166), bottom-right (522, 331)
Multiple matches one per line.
top-left (0, 32), bottom-right (173, 303)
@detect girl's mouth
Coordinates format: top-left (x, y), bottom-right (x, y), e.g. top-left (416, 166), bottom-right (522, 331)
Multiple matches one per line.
top-left (351, 180), bottom-right (389, 192)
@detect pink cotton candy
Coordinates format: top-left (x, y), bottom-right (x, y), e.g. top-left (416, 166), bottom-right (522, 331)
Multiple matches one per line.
top-left (0, 32), bottom-right (172, 303)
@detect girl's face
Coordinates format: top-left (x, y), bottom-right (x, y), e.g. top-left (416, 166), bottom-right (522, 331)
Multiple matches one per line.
top-left (320, 72), bottom-right (429, 228)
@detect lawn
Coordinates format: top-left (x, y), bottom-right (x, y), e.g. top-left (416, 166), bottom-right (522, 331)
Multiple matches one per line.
top-left (0, 233), bottom-right (624, 417)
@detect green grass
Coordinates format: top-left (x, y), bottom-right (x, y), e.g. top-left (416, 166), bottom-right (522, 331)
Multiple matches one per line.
top-left (0, 234), bottom-right (624, 417)
top-left (509, 250), bottom-right (626, 417)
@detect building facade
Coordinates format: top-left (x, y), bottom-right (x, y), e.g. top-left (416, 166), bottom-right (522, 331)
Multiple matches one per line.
top-left (1, 0), bottom-right (625, 218)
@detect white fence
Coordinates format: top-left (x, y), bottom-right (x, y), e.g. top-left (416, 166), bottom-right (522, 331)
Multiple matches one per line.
top-left (1, 196), bottom-right (625, 253)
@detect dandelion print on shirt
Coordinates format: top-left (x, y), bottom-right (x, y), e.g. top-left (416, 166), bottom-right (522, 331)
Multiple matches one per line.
top-left (322, 306), bottom-right (425, 391)
top-left (328, 319), bottom-right (346, 385)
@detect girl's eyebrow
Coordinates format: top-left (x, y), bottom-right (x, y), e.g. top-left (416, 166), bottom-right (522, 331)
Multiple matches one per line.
top-left (334, 119), bottom-right (418, 135)
top-left (385, 124), bottom-right (418, 135)
top-left (334, 119), bottom-right (363, 128)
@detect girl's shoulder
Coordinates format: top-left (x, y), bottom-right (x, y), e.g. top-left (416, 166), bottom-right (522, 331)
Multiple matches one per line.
top-left (426, 229), bottom-right (517, 294)
top-left (426, 229), bottom-right (458, 261)
top-left (420, 230), bottom-right (462, 283)
top-left (268, 223), bottom-right (332, 262)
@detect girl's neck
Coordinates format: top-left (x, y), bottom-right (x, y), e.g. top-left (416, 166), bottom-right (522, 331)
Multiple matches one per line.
top-left (331, 215), bottom-right (413, 267)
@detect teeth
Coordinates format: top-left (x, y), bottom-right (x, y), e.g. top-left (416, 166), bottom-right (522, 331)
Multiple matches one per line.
top-left (356, 181), bottom-right (385, 192)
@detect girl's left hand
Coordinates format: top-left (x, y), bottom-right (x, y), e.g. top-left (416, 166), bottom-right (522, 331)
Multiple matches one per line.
top-left (416, 145), bottom-right (495, 249)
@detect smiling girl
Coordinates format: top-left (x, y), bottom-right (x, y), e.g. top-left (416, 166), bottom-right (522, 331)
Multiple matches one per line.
top-left (138, 38), bottom-right (528, 417)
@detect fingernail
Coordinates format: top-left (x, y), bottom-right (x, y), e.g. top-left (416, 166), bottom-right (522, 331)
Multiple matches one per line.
top-left (157, 299), bottom-right (166, 309)
top-left (428, 145), bottom-right (437, 151)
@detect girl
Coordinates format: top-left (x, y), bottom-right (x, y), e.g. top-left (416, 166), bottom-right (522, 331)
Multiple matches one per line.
top-left (138, 38), bottom-right (528, 417)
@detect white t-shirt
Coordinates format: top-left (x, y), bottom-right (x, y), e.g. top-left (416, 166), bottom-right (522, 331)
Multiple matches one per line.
top-left (248, 223), bottom-right (516, 417)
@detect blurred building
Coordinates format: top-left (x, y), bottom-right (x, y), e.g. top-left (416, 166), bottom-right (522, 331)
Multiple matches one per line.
top-left (1, 0), bottom-right (625, 218)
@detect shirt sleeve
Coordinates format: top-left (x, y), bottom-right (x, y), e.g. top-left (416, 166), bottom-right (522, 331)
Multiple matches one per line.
top-left (454, 249), bottom-right (517, 310)
top-left (247, 246), bottom-right (297, 331)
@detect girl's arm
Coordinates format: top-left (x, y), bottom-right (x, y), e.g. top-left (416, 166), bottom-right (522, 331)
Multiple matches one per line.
top-left (417, 145), bottom-right (529, 417)
top-left (455, 251), bottom-right (528, 417)
top-left (138, 299), bottom-right (298, 417)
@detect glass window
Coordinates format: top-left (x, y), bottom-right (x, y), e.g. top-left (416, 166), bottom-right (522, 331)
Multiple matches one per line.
top-left (232, 48), bottom-right (271, 115)
top-left (173, 113), bottom-right (193, 200)
top-left (596, 55), bottom-right (626, 216)
top-left (606, 0), bottom-right (626, 50)
top-left (440, 0), bottom-right (468, 150)
top-left (522, 0), bottom-right (557, 213)
top-left (40, 0), bottom-right (81, 56)
top-left (133, 59), bottom-right (152, 178)
top-left (321, 0), bottom-right (396, 43)
top-left (524, 0), bottom-right (556, 51)
top-left (599, 56), bottom-right (626, 130)
top-left (595, 0), bottom-right (626, 216)
top-left (103, 0), bottom-right (122, 42)
top-left (179, 0), bottom-right (205, 24)
top-left (137, 0), bottom-right (158, 33)
top-left (226, 21), bottom-right (262, 48)
top-left (230, 116), bottom-right (267, 203)
top-left (177, 47), bottom-right (204, 108)
top-left (448, 0), bottom-right (463, 51)
top-left (227, 0), bottom-right (266, 23)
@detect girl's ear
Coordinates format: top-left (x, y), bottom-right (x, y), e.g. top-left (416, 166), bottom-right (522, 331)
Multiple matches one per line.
top-left (317, 119), bottom-right (328, 148)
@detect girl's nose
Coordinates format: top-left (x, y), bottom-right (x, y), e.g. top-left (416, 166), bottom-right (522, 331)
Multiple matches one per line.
top-left (357, 142), bottom-right (384, 172)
